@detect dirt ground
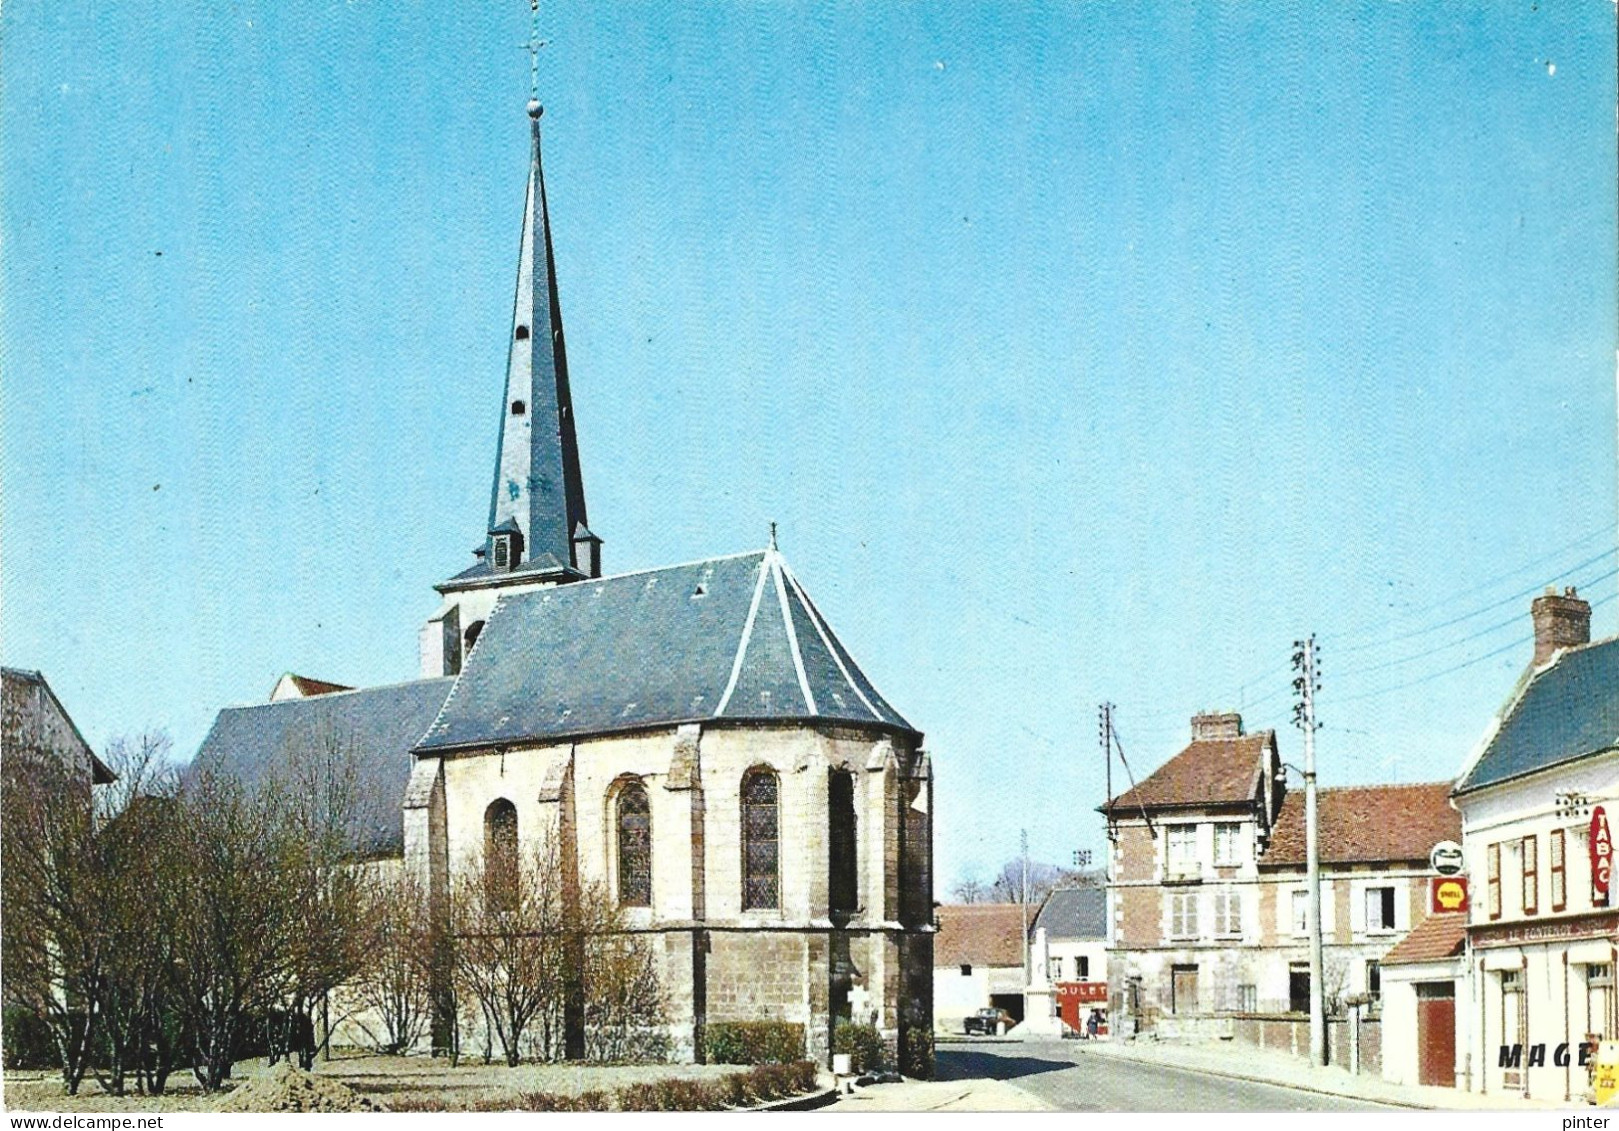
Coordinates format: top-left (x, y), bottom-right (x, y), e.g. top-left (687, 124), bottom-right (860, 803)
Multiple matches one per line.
top-left (3, 1050), bottom-right (745, 1113)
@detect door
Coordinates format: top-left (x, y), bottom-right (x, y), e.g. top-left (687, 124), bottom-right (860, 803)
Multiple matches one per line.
top-left (1172, 965), bottom-right (1199, 1014)
top-left (1415, 982), bottom-right (1456, 1088)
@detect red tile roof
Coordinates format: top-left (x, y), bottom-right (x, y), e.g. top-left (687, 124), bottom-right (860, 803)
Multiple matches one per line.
top-left (288, 675), bottom-right (352, 697)
top-left (933, 903), bottom-right (1027, 969)
top-left (1381, 913), bottom-right (1467, 966)
top-left (1265, 782), bottom-right (1459, 866)
top-left (1101, 733), bottom-right (1275, 813)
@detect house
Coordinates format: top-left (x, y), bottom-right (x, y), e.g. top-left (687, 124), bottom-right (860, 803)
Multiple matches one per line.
top-left (1100, 710), bottom-right (1458, 1064)
top-left (1379, 912), bottom-right (1468, 1088)
top-left (1028, 886), bottom-right (1109, 1035)
top-left (190, 95), bottom-right (932, 1068)
top-left (1, 668), bottom-right (114, 792)
top-left (933, 903), bottom-right (1028, 1032)
top-left (1449, 587), bottom-right (1618, 1102)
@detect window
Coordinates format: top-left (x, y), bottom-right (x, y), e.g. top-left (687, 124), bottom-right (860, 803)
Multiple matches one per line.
top-left (1238, 983), bottom-right (1258, 1013)
top-left (1522, 834), bottom-right (1538, 915)
top-left (515, 324), bottom-right (530, 340)
top-left (828, 770), bottom-right (858, 915)
top-left (1077, 955), bottom-right (1090, 980)
top-left (1214, 888), bottom-right (1242, 938)
top-left (1048, 958), bottom-right (1063, 982)
top-left (741, 768), bottom-right (780, 910)
top-left (1366, 960), bottom-right (1381, 1002)
top-left (1365, 886), bottom-right (1397, 932)
top-left (1487, 842), bottom-right (1502, 920)
top-left (483, 799), bottom-right (519, 911)
top-left (1501, 968), bottom-right (1526, 1087)
top-left (1291, 890), bottom-right (1309, 936)
top-left (960, 964), bottom-right (972, 977)
top-left (1214, 823), bottom-right (1242, 866)
top-left (616, 781), bottom-right (651, 907)
top-left (1167, 825), bottom-right (1199, 874)
top-left (464, 620), bottom-right (485, 654)
top-left (1289, 964), bottom-right (1311, 1013)
top-left (493, 537), bottom-right (510, 570)
top-left (1170, 890), bottom-right (1199, 939)
top-left (511, 400), bottom-right (526, 416)
top-left (1589, 964), bottom-right (1615, 1042)
top-left (1551, 829), bottom-right (1567, 911)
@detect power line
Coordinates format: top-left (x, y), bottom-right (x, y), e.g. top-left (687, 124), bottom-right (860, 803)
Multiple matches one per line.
top-left (1332, 589), bottom-right (1618, 705)
top-left (1331, 565), bottom-right (1618, 679)
top-left (1326, 547), bottom-right (1615, 656)
top-left (1323, 522), bottom-right (1614, 644)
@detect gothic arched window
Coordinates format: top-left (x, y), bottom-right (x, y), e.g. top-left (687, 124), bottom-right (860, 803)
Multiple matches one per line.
top-left (484, 798), bottom-right (518, 910)
top-left (829, 770), bottom-right (858, 916)
top-left (617, 781), bottom-right (652, 907)
top-left (741, 768), bottom-right (780, 911)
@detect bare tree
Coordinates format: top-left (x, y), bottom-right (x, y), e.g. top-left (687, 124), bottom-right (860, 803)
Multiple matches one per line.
top-left (89, 731), bottom-right (184, 1096)
top-left (950, 870), bottom-right (988, 903)
top-left (449, 833), bottom-right (573, 1067)
top-left (582, 928), bottom-right (668, 1063)
top-left (350, 868), bottom-right (436, 1055)
top-left (263, 721), bottom-right (368, 1068)
top-left (167, 768), bottom-right (294, 1092)
top-left (1, 746), bottom-right (109, 1094)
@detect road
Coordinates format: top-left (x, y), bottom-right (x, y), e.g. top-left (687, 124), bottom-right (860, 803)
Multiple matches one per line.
top-left (936, 1040), bottom-right (1400, 1112)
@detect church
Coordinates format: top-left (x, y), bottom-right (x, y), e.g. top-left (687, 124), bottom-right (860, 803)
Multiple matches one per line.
top-left (193, 96), bottom-right (934, 1069)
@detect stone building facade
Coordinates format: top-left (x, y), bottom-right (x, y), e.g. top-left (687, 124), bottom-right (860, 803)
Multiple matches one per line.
top-left (1101, 712), bottom-right (1457, 1045)
top-left (192, 99), bottom-right (932, 1068)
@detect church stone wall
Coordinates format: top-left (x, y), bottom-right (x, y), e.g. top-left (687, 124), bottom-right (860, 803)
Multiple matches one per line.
top-left (407, 720), bottom-right (933, 1068)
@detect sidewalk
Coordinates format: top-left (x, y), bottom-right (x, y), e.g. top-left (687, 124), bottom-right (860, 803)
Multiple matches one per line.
top-left (1087, 1037), bottom-right (1579, 1111)
top-left (826, 1077), bottom-right (1054, 1112)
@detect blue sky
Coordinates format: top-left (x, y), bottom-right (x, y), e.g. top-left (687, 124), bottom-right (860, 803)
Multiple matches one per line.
top-left (2, 2), bottom-right (1615, 891)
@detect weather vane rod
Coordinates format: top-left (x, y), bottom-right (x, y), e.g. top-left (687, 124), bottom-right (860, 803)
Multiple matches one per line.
top-left (526, 0), bottom-right (546, 105)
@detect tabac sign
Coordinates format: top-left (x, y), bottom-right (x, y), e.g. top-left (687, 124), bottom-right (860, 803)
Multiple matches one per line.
top-left (1430, 876), bottom-right (1469, 914)
top-left (1593, 806), bottom-right (1612, 899)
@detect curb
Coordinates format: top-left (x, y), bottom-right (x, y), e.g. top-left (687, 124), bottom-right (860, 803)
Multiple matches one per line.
top-left (1091, 1045), bottom-right (1433, 1110)
top-left (757, 1084), bottom-right (841, 1112)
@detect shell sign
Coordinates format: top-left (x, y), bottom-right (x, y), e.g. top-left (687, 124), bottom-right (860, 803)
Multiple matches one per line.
top-left (1430, 876), bottom-right (1469, 914)
top-left (1591, 807), bottom-right (1612, 898)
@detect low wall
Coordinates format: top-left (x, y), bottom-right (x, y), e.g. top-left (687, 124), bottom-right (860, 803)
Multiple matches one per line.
top-left (1230, 1013), bottom-right (1381, 1075)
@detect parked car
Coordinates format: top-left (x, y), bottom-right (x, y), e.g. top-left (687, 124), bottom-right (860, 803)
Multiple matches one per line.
top-left (962, 1007), bottom-right (1014, 1036)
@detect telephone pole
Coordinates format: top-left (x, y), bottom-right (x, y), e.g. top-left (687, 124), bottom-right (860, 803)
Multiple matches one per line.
top-left (1292, 635), bottom-right (1325, 1067)
top-left (1020, 829), bottom-right (1031, 983)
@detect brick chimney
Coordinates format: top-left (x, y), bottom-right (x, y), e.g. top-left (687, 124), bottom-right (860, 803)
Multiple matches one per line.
top-left (1191, 712), bottom-right (1243, 742)
top-left (1531, 586), bottom-right (1591, 667)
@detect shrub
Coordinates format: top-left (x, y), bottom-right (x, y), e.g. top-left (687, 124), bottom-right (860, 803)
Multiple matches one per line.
top-left (514, 1090), bottom-right (611, 1112)
top-left (833, 1022), bottom-right (885, 1073)
top-left (703, 1020), bottom-right (805, 1065)
top-left (900, 1025), bottom-right (934, 1079)
top-left (2, 1007), bottom-right (57, 1070)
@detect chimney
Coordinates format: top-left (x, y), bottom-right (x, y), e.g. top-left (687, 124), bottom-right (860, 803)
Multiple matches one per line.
top-left (1531, 586), bottom-right (1591, 667)
top-left (1191, 712), bottom-right (1244, 742)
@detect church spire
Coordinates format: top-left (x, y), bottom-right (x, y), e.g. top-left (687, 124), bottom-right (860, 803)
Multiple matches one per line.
top-left (485, 98), bottom-right (598, 581)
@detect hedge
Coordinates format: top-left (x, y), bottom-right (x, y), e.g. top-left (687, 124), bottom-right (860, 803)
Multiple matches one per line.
top-left (832, 1022), bottom-right (885, 1073)
top-left (703, 1020), bottom-right (806, 1065)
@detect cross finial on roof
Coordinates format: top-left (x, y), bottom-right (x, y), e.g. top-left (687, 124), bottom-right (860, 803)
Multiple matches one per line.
top-left (769, 521), bottom-right (779, 551)
top-left (526, 1), bottom-right (544, 104)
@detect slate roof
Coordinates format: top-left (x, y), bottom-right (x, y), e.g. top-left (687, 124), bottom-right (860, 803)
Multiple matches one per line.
top-left (1032, 887), bottom-right (1106, 941)
top-left (1264, 782), bottom-right (1458, 867)
top-left (934, 904), bottom-right (1028, 968)
top-left (1100, 732), bottom-right (1275, 814)
top-left (1455, 636), bottom-right (1619, 795)
top-left (416, 549), bottom-right (913, 752)
top-left (192, 678), bottom-right (454, 857)
top-left (1380, 913), bottom-right (1467, 966)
